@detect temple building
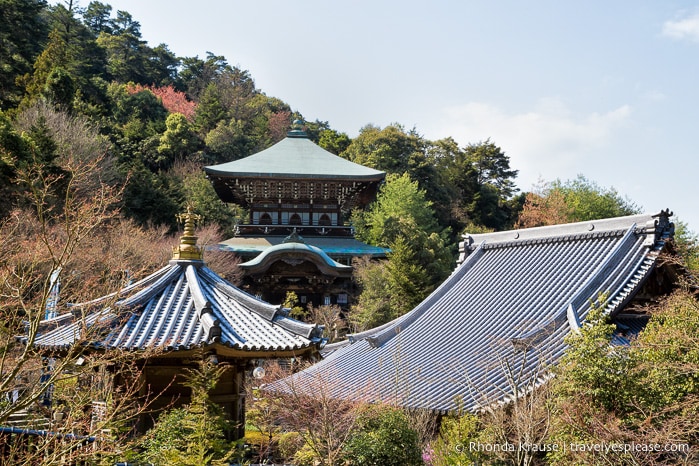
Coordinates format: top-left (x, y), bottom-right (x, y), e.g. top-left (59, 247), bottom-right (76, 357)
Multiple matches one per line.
top-left (204, 122), bottom-right (387, 308)
top-left (273, 210), bottom-right (680, 413)
top-left (34, 211), bottom-right (325, 439)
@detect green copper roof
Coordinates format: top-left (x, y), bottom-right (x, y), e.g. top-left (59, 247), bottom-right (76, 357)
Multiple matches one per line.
top-left (204, 132), bottom-right (385, 181)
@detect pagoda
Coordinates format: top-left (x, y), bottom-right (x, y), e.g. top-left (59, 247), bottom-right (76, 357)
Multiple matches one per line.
top-left (205, 121), bottom-right (387, 308)
top-left (34, 209), bottom-right (324, 438)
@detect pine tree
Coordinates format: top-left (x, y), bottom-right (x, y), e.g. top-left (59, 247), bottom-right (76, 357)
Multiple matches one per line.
top-left (139, 358), bottom-right (236, 466)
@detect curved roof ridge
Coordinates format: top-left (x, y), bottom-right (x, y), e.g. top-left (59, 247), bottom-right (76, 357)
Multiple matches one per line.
top-left (115, 265), bottom-right (182, 308)
top-left (464, 212), bottom-right (660, 248)
top-left (273, 316), bottom-right (324, 341)
top-left (239, 242), bottom-right (352, 272)
top-left (199, 266), bottom-right (282, 320)
top-left (65, 264), bottom-right (174, 310)
top-left (185, 264), bottom-right (221, 343)
top-left (199, 266), bottom-right (321, 340)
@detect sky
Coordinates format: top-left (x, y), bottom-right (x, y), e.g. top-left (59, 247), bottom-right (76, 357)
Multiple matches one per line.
top-left (71, 0), bottom-right (699, 231)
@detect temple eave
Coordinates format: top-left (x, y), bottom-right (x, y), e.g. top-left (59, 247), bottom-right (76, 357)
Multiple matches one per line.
top-left (206, 172), bottom-right (385, 182)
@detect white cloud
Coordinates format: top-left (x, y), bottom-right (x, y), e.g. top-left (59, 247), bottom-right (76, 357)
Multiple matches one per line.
top-left (433, 99), bottom-right (632, 190)
top-left (662, 12), bottom-right (699, 42)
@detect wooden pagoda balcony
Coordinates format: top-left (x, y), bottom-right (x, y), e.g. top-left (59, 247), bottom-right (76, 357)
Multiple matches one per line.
top-left (234, 224), bottom-right (355, 237)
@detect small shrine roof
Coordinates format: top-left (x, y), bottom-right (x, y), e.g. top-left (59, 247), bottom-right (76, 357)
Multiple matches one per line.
top-left (34, 211), bottom-right (324, 356)
top-left (217, 235), bottom-right (389, 258)
top-left (240, 243), bottom-right (352, 272)
top-left (271, 210), bottom-right (677, 413)
top-left (204, 129), bottom-right (385, 181)
top-left (238, 230), bottom-right (353, 275)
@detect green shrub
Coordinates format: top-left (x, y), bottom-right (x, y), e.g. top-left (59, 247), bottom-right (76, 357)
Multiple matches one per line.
top-left (278, 431), bottom-right (305, 462)
top-left (343, 405), bottom-right (422, 466)
top-left (428, 412), bottom-right (483, 466)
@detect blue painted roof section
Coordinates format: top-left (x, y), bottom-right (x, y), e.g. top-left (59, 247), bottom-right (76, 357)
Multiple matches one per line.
top-left (216, 236), bottom-right (390, 258)
top-left (273, 212), bottom-right (674, 413)
top-left (34, 261), bottom-right (324, 353)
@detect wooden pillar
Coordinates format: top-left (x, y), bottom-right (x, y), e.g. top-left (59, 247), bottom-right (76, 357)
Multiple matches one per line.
top-left (209, 362), bottom-right (247, 441)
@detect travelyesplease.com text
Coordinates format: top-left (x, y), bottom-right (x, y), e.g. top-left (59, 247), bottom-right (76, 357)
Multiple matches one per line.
top-left (458, 441), bottom-right (690, 454)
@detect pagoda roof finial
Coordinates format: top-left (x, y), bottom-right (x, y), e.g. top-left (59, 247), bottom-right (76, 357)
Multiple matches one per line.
top-left (173, 205), bottom-right (203, 261)
top-left (287, 119), bottom-right (308, 138)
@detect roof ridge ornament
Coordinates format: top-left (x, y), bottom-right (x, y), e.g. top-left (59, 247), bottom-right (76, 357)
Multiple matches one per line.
top-left (283, 227), bottom-right (305, 244)
top-left (286, 119), bottom-right (309, 138)
top-left (652, 208), bottom-right (674, 240)
top-left (172, 205), bottom-right (204, 261)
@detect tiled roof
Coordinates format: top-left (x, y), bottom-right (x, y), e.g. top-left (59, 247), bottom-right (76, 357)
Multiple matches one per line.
top-left (204, 132), bottom-right (385, 181)
top-left (34, 260), bottom-right (324, 354)
top-left (274, 211), bottom-right (675, 413)
top-left (611, 314), bottom-right (650, 346)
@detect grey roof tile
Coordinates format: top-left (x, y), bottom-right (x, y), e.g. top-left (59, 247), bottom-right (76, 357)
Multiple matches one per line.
top-left (35, 260), bottom-right (324, 354)
top-left (273, 211), bottom-right (675, 413)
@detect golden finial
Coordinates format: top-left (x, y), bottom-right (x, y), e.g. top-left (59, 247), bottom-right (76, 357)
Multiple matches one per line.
top-left (172, 205), bottom-right (204, 260)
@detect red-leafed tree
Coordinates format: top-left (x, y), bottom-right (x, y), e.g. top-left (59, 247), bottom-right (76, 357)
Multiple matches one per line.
top-left (267, 110), bottom-right (291, 143)
top-left (126, 84), bottom-right (197, 121)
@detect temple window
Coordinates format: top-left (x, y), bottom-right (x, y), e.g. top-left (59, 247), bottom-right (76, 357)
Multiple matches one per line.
top-left (259, 213), bottom-right (273, 225)
top-left (319, 214), bottom-right (331, 226)
top-left (289, 213), bottom-right (302, 225)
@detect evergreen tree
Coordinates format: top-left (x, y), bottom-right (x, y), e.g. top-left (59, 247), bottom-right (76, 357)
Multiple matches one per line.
top-left (457, 140), bottom-right (520, 230)
top-left (195, 83), bottom-right (227, 134)
top-left (81, 1), bottom-right (113, 36)
top-left (0, 0), bottom-right (50, 107)
top-left (348, 259), bottom-right (392, 331)
top-left (384, 237), bottom-right (432, 318)
top-left (139, 358), bottom-right (236, 466)
top-left (350, 173), bottom-right (453, 330)
top-left (155, 112), bottom-right (201, 169)
top-left (20, 28), bottom-right (73, 109)
top-left (0, 111), bottom-right (33, 217)
top-left (344, 123), bottom-right (419, 174)
top-left (204, 118), bottom-right (253, 164)
top-left (120, 160), bottom-right (181, 228)
top-left (179, 167), bottom-right (244, 236)
top-left (354, 172), bottom-right (443, 248)
top-left (178, 53), bottom-right (231, 101)
top-left (318, 128), bottom-right (351, 155)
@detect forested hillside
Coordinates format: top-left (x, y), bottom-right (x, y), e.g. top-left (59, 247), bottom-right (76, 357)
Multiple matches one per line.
top-left (1, 0), bottom-right (534, 236)
top-left (3, 0), bottom-right (696, 329)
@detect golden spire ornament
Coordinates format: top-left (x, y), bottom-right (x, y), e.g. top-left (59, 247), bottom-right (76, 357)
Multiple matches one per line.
top-left (172, 205), bottom-right (204, 260)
